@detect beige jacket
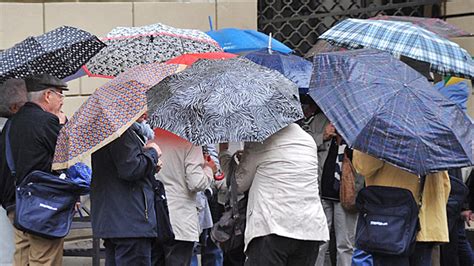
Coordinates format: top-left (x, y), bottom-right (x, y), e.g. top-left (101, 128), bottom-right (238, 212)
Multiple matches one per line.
top-left (155, 129), bottom-right (213, 242)
top-left (353, 150), bottom-right (450, 242)
top-left (221, 123), bottom-right (329, 250)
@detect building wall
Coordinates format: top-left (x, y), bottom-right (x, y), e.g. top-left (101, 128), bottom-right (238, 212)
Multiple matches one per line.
top-left (446, 0), bottom-right (474, 118)
top-left (0, 0), bottom-right (257, 117)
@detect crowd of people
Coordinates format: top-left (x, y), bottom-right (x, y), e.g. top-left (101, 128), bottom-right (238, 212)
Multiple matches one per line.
top-left (0, 71), bottom-right (473, 266)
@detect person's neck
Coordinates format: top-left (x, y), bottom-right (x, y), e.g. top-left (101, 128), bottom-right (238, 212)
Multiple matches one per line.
top-left (30, 101), bottom-right (49, 113)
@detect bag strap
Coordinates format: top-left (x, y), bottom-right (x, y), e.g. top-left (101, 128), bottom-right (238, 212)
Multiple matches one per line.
top-left (4, 121), bottom-right (16, 178)
top-left (227, 154), bottom-right (239, 218)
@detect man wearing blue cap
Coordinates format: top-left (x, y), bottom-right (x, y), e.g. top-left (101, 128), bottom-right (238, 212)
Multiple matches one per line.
top-left (0, 73), bottom-right (68, 266)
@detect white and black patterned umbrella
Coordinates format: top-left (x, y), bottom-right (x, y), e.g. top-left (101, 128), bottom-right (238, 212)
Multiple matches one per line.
top-left (147, 58), bottom-right (303, 145)
top-left (84, 23), bottom-right (222, 78)
top-left (0, 26), bottom-right (105, 84)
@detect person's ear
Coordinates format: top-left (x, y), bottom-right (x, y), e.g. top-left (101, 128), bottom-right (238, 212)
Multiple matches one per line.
top-left (44, 90), bottom-right (52, 104)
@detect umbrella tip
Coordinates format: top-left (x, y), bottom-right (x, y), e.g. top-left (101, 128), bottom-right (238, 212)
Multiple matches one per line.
top-left (208, 16), bottom-right (213, 31)
top-left (268, 32), bottom-right (272, 53)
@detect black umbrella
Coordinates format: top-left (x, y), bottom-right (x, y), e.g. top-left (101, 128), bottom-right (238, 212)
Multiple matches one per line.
top-left (0, 26), bottom-right (105, 84)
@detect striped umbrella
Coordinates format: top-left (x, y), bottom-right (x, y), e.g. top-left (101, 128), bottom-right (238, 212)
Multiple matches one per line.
top-left (319, 18), bottom-right (474, 79)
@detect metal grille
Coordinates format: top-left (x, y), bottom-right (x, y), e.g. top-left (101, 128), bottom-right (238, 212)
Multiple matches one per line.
top-left (258, 0), bottom-right (443, 56)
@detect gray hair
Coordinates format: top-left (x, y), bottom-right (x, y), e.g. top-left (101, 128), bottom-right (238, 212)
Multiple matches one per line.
top-left (0, 79), bottom-right (27, 117)
top-left (27, 89), bottom-right (48, 103)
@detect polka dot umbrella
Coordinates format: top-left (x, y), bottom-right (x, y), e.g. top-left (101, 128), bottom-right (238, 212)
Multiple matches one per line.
top-left (0, 26), bottom-right (105, 84)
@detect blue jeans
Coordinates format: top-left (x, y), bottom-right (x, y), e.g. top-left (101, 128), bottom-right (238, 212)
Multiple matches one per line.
top-left (191, 229), bottom-right (223, 266)
top-left (457, 221), bottom-right (474, 266)
top-left (104, 238), bottom-right (156, 266)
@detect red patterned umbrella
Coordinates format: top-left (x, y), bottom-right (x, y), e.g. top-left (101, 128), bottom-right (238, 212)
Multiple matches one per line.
top-left (369, 16), bottom-right (471, 38)
top-left (52, 63), bottom-right (184, 170)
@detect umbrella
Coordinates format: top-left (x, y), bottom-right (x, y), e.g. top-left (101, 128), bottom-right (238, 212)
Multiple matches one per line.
top-left (305, 40), bottom-right (346, 59)
top-left (84, 23), bottom-right (222, 78)
top-left (369, 15), bottom-right (472, 38)
top-left (166, 52), bottom-right (237, 65)
top-left (52, 63), bottom-right (182, 170)
top-left (308, 49), bottom-right (473, 175)
top-left (206, 28), bottom-right (292, 54)
top-left (147, 57), bottom-right (303, 145)
top-left (319, 18), bottom-right (474, 79)
top-left (243, 49), bottom-right (312, 92)
top-left (0, 26), bottom-right (105, 84)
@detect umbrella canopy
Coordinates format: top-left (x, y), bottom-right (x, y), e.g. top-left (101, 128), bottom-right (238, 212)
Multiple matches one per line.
top-left (84, 23), bottom-right (222, 78)
top-left (243, 49), bottom-right (312, 90)
top-left (166, 52), bottom-right (237, 65)
top-left (369, 15), bottom-right (471, 38)
top-left (305, 40), bottom-right (346, 58)
top-left (206, 28), bottom-right (292, 54)
top-left (147, 57), bottom-right (303, 145)
top-left (308, 49), bottom-right (473, 175)
top-left (319, 18), bottom-right (474, 79)
top-left (0, 26), bottom-right (105, 84)
top-left (52, 63), bottom-right (182, 170)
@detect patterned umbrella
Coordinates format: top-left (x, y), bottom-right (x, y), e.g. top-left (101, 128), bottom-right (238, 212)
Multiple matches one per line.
top-left (305, 40), bottom-right (346, 59)
top-left (308, 49), bottom-right (473, 175)
top-left (319, 18), bottom-right (474, 79)
top-left (369, 16), bottom-right (471, 38)
top-left (0, 26), bottom-right (105, 84)
top-left (206, 28), bottom-right (292, 54)
top-left (166, 52), bottom-right (237, 65)
top-left (84, 23), bottom-right (222, 78)
top-left (147, 58), bottom-right (303, 145)
top-left (52, 63), bottom-right (183, 170)
top-left (243, 49), bottom-right (313, 90)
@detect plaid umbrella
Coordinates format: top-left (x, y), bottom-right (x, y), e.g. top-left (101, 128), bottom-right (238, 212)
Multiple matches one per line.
top-left (52, 63), bottom-right (182, 170)
top-left (243, 49), bottom-right (313, 91)
top-left (319, 18), bottom-right (474, 79)
top-left (147, 58), bottom-right (303, 145)
top-left (0, 26), bottom-right (104, 84)
top-left (369, 15), bottom-right (471, 38)
top-left (308, 49), bottom-right (473, 175)
top-left (84, 23), bottom-right (222, 78)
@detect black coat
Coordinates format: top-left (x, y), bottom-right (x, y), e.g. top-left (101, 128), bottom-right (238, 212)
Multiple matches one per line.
top-left (0, 102), bottom-right (61, 211)
top-left (90, 126), bottom-right (159, 238)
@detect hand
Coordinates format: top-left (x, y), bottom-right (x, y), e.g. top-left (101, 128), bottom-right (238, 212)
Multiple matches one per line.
top-left (323, 123), bottom-right (337, 141)
top-left (145, 141), bottom-right (162, 158)
top-left (156, 159), bottom-right (163, 173)
top-left (462, 210), bottom-right (473, 226)
top-left (56, 110), bottom-right (67, 125)
top-left (74, 201), bottom-right (81, 212)
top-left (234, 150), bottom-right (244, 163)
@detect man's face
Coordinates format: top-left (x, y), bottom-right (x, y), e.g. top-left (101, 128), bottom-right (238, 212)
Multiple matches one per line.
top-left (45, 88), bottom-right (65, 114)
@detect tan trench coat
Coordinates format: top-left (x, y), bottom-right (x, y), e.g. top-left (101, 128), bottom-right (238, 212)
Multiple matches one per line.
top-left (155, 129), bottom-right (213, 242)
top-left (353, 150), bottom-right (450, 242)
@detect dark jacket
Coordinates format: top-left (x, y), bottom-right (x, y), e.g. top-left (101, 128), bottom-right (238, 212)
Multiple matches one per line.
top-left (90, 126), bottom-right (159, 238)
top-left (0, 102), bottom-right (61, 211)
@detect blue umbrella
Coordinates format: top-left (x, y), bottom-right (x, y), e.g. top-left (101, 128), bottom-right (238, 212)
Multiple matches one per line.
top-left (243, 49), bottom-right (312, 91)
top-left (433, 80), bottom-right (470, 112)
top-left (206, 28), bottom-right (292, 54)
top-left (308, 49), bottom-right (473, 175)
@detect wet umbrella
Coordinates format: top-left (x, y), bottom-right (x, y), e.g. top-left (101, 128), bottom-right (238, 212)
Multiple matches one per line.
top-left (166, 52), bottom-right (237, 65)
top-left (84, 23), bottom-right (222, 78)
top-left (52, 63), bottom-right (183, 170)
top-left (147, 57), bottom-right (303, 145)
top-left (206, 28), bottom-right (292, 54)
top-left (369, 15), bottom-right (471, 38)
top-left (319, 18), bottom-right (474, 79)
top-left (308, 49), bottom-right (473, 175)
top-left (0, 26), bottom-right (105, 84)
top-left (243, 49), bottom-right (313, 92)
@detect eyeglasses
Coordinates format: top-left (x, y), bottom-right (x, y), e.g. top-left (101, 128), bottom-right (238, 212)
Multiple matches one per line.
top-left (49, 89), bottom-right (65, 98)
